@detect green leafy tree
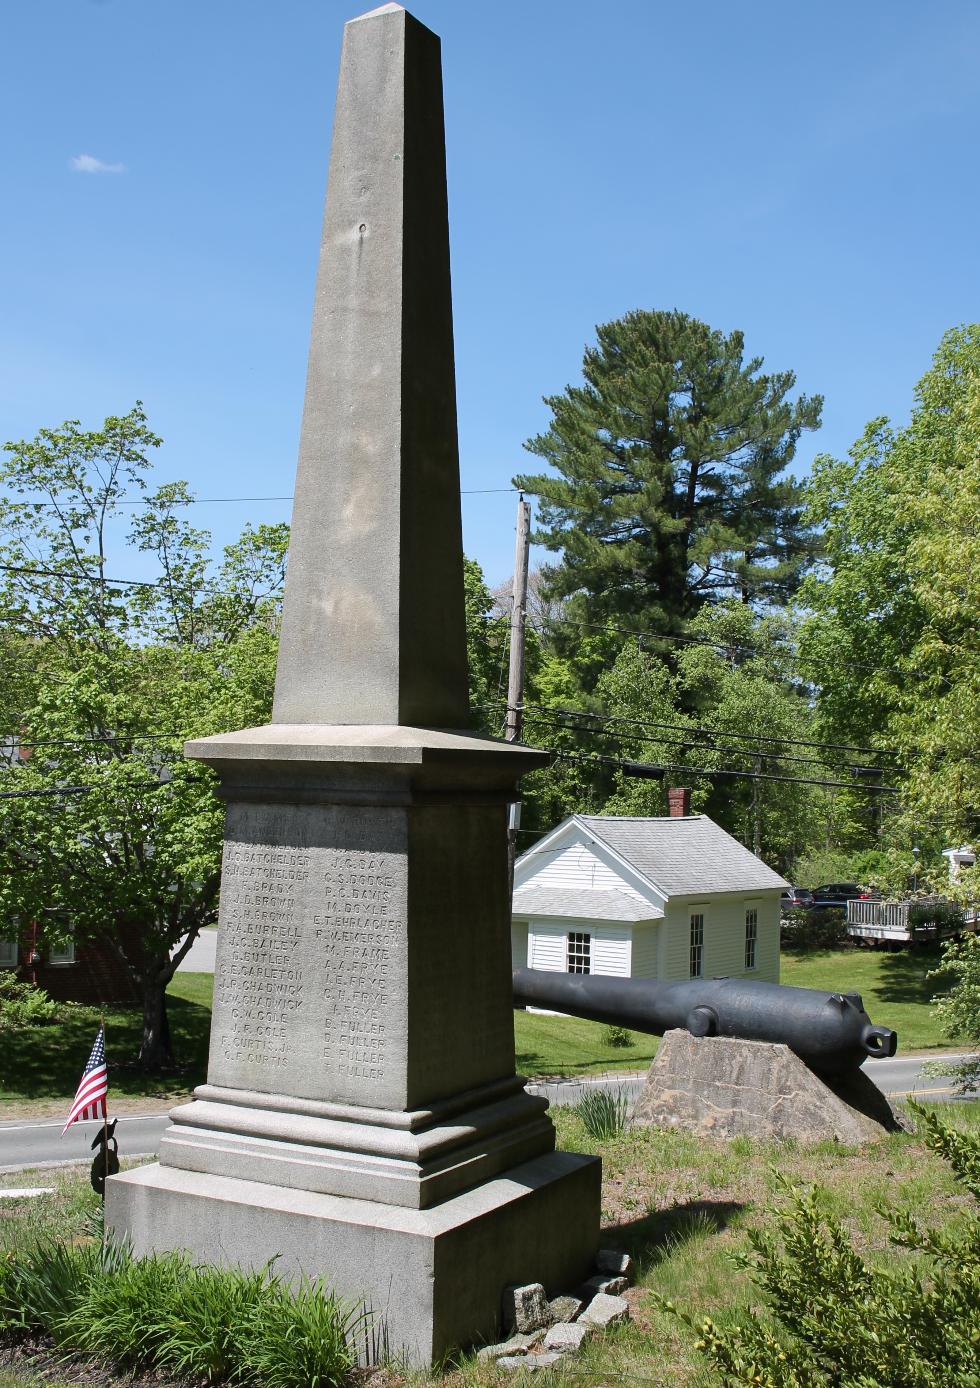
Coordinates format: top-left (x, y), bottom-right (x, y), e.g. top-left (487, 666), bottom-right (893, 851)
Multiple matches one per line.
top-left (516, 310), bottom-right (822, 660)
top-left (663, 1104), bottom-right (980, 1387)
top-left (800, 325), bottom-right (980, 843)
top-left (463, 556), bottom-right (513, 736)
top-left (929, 930), bottom-right (980, 1094)
top-left (0, 405), bottom-right (286, 1071)
top-left (568, 607), bottom-right (828, 868)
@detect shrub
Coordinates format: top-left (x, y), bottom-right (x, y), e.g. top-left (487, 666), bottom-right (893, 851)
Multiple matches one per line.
top-left (601, 1023), bottom-right (634, 1049)
top-left (0, 1236), bottom-right (367, 1386)
top-left (660, 1103), bottom-right (980, 1387)
top-left (780, 906), bottom-right (847, 951)
top-left (0, 974), bottom-right (60, 1029)
top-left (577, 1086), bottom-right (631, 1139)
top-left (908, 898), bottom-right (965, 933)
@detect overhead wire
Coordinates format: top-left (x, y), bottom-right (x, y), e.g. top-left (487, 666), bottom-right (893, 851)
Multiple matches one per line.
top-left (548, 746), bottom-right (899, 794)
top-left (516, 712), bottom-right (889, 777)
top-left (480, 697), bottom-right (898, 760)
top-left (7, 488), bottom-right (522, 510)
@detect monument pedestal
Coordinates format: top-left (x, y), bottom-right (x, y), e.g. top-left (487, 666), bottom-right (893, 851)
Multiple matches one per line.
top-left (110, 1152), bottom-right (599, 1365)
top-left (107, 729), bottom-right (601, 1361)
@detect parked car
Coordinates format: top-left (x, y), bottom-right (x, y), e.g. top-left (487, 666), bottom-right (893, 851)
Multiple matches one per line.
top-left (809, 882), bottom-right (879, 909)
top-left (780, 886), bottom-right (814, 911)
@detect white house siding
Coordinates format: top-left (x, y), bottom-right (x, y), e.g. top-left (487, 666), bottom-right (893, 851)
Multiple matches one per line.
top-left (592, 926), bottom-right (631, 977)
top-left (527, 922), bottom-right (567, 971)
top-left (527, 841), bottom-right (649, 906)
top-left (525, 920), bottom-right (632, 976)
top-left (630, 922), bottom-right (659, 978)
top-left (663, 895), bottom-right (780, 984)
top-left (511, 920), bottom-right (529, 969)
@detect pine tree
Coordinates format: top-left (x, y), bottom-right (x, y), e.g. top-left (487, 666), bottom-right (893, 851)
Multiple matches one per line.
top-left (516, 310), bottom-right (822, 650)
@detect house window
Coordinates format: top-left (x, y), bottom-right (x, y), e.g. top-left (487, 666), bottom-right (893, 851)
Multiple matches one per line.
top-left (566, 931), bottom-right (591, 974)
top-left (48, 940), bottom-right (76, 967)
top-left (0, 937), bottom-right (17, 969)
top-left (745, 909), bottom-right (758, 970)
top-left (689, 913), bottom-right (704, 978)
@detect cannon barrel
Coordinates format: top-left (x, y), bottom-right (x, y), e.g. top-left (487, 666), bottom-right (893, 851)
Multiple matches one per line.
top-left (512, 968), bottom-right (897, 1077)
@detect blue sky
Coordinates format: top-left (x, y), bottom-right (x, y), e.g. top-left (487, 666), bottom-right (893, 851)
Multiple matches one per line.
top-left (2, 0), bottom-right (978, 588)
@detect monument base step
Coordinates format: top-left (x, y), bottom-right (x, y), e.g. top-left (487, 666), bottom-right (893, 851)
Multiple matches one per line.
top-left (158, 1079), bottom-right (556, 1209)
top-left (106, 1150), bottom-right (601, 1367)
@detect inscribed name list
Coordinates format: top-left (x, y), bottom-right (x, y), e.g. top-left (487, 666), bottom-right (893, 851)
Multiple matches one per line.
top-left (207, 804), bottom-right (408, 1107)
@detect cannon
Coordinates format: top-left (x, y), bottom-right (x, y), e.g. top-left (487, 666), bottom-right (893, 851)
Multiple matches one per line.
top-left (513, 968), bottom-right (897, 1078)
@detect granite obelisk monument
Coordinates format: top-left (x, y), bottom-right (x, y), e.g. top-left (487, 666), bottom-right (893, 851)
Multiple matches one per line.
top-left (106, 4), bottom-right (599, 1363)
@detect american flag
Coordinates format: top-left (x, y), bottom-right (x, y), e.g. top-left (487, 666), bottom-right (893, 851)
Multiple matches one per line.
top-left (62, 1026), bottom-right (108, 1135)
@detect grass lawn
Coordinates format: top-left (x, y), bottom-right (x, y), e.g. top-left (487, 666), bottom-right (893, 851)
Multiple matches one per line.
top-left (2, 1101), bottom-right (977, 1388)
top-left (0, 973), bottom-right (214, 1113)
top-left (515, 1010), bottom-right (658, 1076)
top-left (780, 945), bottom-right (951, 1050)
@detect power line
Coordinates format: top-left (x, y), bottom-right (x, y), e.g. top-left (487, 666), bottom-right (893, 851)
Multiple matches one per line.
top-left (550, 746), bottom-right (899, 794)
top-left (0, 783), bottom-right (100, 801)
top-left (518, 712), bottom-right (888, 776)
top-left (533, 614), bottom-right (950, 686)
top-left (2, 732), bottom-right (182, 750)
top-left (482, 698), bottom-right (899, 760)
top-left (7, 488), bottom-right (522, 510)
top-left (0, 779), bottom-right (162, 801)
top-left (0, 563), bottom-right (161, 589)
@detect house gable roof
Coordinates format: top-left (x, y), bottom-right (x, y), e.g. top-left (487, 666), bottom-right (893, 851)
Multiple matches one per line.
top-left (512, 884), bottom-right (662, 922)
top-left (573, 814), bottom-right (788, 897)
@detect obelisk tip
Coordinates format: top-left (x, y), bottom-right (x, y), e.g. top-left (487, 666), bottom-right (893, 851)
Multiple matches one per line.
top-left (350, 3), bottom-right (405, 22)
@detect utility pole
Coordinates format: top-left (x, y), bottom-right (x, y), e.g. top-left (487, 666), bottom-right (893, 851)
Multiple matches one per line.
top-left (506, 495), bottom-right (531, 883)
top-left (505, 495), bottom-right (531, 744)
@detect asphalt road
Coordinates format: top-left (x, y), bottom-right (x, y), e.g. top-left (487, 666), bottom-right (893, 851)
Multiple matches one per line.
top-left (2, 1052), bottom-right (976, 1174)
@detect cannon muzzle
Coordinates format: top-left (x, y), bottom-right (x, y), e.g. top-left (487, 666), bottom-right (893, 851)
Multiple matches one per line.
top-left (513, 968), bottom-right (897, 1077)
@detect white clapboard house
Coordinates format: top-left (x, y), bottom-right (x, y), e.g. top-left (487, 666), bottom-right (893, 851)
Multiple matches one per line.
top-left (512, 793), bottom-right (787, 985)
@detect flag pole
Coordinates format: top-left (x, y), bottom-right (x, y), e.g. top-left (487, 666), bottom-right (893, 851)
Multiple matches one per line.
top-left (100, 1012), bottom-right (108, 1193)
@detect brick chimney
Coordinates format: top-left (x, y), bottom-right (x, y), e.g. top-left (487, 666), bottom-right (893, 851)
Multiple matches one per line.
top-left (667, 786), bottom-right (690, 817)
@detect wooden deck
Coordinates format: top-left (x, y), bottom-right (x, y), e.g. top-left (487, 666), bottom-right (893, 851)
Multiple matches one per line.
top-left (846, 899), bottom-right (978, 945)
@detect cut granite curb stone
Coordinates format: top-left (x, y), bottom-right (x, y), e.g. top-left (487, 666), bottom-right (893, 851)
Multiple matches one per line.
top-left (503, 1283), bottom-right (550, 1334)
top-left (497, 1352), bottom-right (562, 1373)
top-left (477, 1331), bottom-right (546, 1362)
top-left (544, 1322), bottom-right (591, 1354)
top-left (596, 1249), bottom-right (634, 1281)
top-left (547, 1295), bottom-right (583, 1323)
top-left (579, 1293), bottom-right (630, 1329)
top-left (579, 1274), bottom-right (628, 1299)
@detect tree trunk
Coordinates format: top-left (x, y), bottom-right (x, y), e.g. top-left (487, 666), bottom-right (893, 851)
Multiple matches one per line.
top-left (139, 978), bottom-right (173, 1072)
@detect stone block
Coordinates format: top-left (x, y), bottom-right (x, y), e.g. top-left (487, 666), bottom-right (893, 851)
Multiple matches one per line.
top-left (477, 1330), bottom-right (544, 1361)
top-left (108, 1150), bottom-right (600, 1367)
top-left (498, 1353), bottom-right (562, 1373)
top-left (578, 1274), bottom-right (627, 1299)
top-left (546, 1295), bottom-right (583, 1323)
top-left (579, 1293), bottom-right (630, 1328)
top-left (630, 1030), bottom-right (906, 1144)
top-left (503, 1282), bottom-right (550, 1334)
top-left (544, 1321), bottom-right (591, 1354)
top-left (596, 1249), bottom-right (634, 1281)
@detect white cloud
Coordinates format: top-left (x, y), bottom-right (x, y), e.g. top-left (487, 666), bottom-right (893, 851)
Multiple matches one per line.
top-left (70, 153), bottom-right (126, 175)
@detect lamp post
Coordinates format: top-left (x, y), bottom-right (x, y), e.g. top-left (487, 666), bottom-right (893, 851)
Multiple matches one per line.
top-left (912, 846), bottom-right (920, 895)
